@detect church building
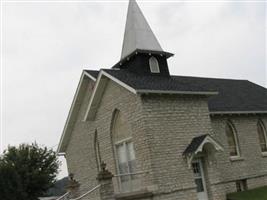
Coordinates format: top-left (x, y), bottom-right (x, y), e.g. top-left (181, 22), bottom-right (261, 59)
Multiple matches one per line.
top-left (57, 1), bottom-right (267, 200)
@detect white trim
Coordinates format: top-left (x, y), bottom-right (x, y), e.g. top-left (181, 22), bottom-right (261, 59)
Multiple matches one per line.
top-left (195, 136), bottom-right (224, 155)
top-left (229, 156), bottom-right (244, 162)
top-left (137, 89), bottom-right (218, 95)
top-left (83, 71), bottom-right (103, 121)
top-left (192, 159), bottom-right (209, 200)
top-left (84, 71), bottom-right (97, 81)
top-left (226, 121), bottom-right (241, 158)
top-left (210, 111), bottom-right (267, 115)
top-left (57, 71), bottom-right (96, 153)
top-left (114, 140), bottom-right (137, 192)
top-left (83, 70), bottom-right (219, 121)
top-left (111, 110), bottom-right (136, 192)
top-left (83, 70), bottom-right (137, 121)
top-left (102, 71), bottom-right (137, 94)
top-left (257, 119), bottom-right (267, 153)
top-left (115, 137), bottom-right (133, 145)
top-left (185, 135), bottom-right (224, 168)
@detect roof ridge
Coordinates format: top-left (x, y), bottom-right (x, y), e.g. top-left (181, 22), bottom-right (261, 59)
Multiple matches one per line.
top-left (171, 74), bottom-right (248, 81)
top-left (84, 69), bottom-right (99, 72)
top-left (84, 69), bottom-right (261, 85)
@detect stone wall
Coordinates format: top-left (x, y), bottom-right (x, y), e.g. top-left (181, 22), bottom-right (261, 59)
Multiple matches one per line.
top-left (64, 77), bottom-right (267, 200)
top-left (139, 94), bottom-right (214, 200)
top-left (207, 115), bottom-right (267, 200)
top-left (65, 79), bottom-right (101, 200)
top-left (93, 80), bottom-right (154, 190)
top-left (65, 79), bottom-right (154, 199)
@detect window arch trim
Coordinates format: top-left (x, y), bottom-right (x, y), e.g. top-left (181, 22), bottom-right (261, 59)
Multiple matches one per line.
top-left (110, 109), bottom-right (138, 192)
top-left (257, 119), bottom-right (267, 153)
top-left (226, 120), bottom-right (240, 158)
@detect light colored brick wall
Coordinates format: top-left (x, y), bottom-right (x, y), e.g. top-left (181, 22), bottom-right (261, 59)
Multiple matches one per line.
top-left (130, 95), bottom-right (267, 200)
top-left (208, 115), bottom-right (267, 200)
top-left (65, 79), bottom-right (101, 200)
top-left (210, 116), bottom-right (267, 181)
top-left (65, 79), bottom-right (154, 199)
top-left (152, 188), bottom-right (198, 200)
top-left (64, 77), bottom-right (267, 200)
top-left (93, 80), bottom-right (154, 189)
top-left (139, 94), bottom-right (214, 200)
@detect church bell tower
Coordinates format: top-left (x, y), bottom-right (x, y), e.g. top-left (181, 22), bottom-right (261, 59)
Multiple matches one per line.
top-left (113, 0), bottom-right (174, 77)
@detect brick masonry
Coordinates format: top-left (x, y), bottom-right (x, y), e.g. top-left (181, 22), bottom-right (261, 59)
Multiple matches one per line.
top-left (64, 79), bottom-right (267, 200)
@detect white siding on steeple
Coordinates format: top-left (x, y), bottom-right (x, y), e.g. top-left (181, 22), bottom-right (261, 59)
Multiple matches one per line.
top-left (121, 0), bottom-right (163, 59)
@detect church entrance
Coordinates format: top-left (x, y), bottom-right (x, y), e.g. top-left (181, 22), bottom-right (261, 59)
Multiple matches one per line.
top-left (192, 159), bottom-right (208, 200)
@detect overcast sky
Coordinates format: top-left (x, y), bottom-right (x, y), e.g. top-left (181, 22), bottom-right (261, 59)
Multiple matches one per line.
top-left (2, 0), bottom-right (266, 179)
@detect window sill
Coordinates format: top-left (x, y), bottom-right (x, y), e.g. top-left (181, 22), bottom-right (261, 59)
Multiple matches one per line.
top-left (229, 156), bottom-right (244, 162)
top-left (261, 152), bottom-right (267, 157)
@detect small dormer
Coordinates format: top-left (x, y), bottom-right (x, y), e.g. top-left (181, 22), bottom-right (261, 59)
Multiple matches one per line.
top-left (113, 0), bottom-right (173, 77)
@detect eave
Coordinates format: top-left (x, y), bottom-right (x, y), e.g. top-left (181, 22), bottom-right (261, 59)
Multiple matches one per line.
top-left (137, 89), bottom-right (218, 96)
top-left (83, 70), bottom-right (137, 121)
top-left (57, 71), bottom-right (96, 153)
top-left (83, 70), bottom-right (219, 121)
top-left (183, 134), bottom-right (224, 168)
top-left (112, 49), bottom-right (174, 69)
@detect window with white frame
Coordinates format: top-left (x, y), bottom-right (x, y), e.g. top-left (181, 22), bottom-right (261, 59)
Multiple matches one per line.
top-left (112, 110), bottom-right (138, 192)
top-left (115, 140), bottom-right (136, 183)
top-left (225, 121), bottom-right (240, 157)
top-left (149, 56), bottom-right (160, 73)
top-left (257, 119), bottom-right (267, 152)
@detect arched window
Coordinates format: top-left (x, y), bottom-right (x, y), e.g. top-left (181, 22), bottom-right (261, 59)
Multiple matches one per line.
top-left (94, 129), bottom-right (101, 172)
top-left (257, 120), bottom-right (267, 152)
top-left (112, 110), bottom-right (137, 191)
top-left (225, 121), bottom-right (240, 157)
top-left (149, 56), bottom-right (160, 73)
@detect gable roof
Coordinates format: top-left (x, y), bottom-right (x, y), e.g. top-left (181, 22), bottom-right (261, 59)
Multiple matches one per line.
top-left (85, 69), bottom-right (267, 117)
top-left (85, 70), bottom-right (99, 80)
top-left (183, 134), bottom-right (223, 167)
top-left (59, 68), bottom-right (267, 152)
top-left (104, 69), bottom-right (218, 94)
top-left (183, 134), bottom-right (208, 156)
top-left (194, 78), bottom-right (267, 113)
top-left (84, 69), bottom-right (219, 120)
top-left (105, 69), bottom-right (267, 112)
top-left (57, 71), bottom-right (97, 153)
top-left (121, 0), bottom-right (164, 59)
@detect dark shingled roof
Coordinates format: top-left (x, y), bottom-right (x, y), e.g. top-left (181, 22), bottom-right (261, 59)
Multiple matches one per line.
top-left (85, 69), bottom-right (267, 112)
top-left (183, 135), bottom-right (208, 155)
top-left (85, 70), bottom-right (99, 79)
top-left (104, 69), bottom-right (217, 93)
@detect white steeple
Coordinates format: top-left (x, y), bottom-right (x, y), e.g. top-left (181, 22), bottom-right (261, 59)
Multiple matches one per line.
top-left (121, 0), bottom-right (163, 59)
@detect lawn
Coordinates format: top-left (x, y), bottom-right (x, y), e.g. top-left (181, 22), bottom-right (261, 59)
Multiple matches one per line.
top-left (227, 186), bottom-right (267, 200)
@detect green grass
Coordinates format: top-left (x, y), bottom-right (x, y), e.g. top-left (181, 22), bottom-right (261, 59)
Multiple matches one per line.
top-left (227, 186), bottom-right (267, 200)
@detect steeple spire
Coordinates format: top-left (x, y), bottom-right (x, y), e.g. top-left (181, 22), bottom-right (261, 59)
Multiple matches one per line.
top-left (121, 0), bottom-right (163, 59)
